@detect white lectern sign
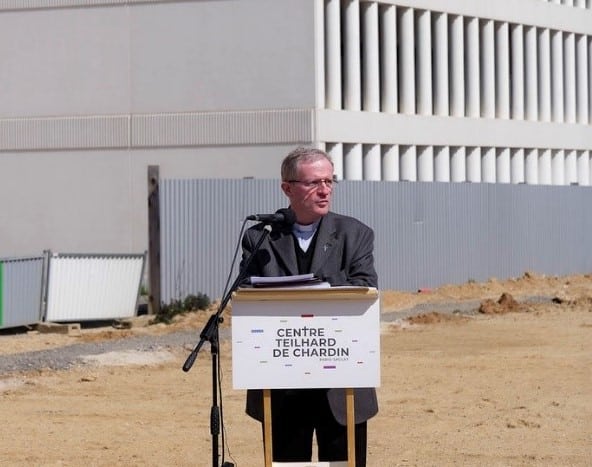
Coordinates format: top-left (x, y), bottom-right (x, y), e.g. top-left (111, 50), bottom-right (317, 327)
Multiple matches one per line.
top-left (231, 287), bottom-right (380, 390)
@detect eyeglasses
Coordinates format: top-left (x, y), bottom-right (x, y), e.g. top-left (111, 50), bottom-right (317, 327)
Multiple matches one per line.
top-left (287, 178), bottom-right (338, 190)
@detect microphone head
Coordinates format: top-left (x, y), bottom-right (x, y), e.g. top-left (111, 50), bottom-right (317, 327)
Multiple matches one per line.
top-left (275, 208), bottom-right (296, 226)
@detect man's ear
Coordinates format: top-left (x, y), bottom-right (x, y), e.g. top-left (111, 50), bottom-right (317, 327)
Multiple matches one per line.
top-left (281, 181), bottom-right (292, 197)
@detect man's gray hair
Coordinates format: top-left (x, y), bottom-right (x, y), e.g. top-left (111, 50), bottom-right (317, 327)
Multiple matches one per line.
top-left (281, 147), bottom-right (333, 181)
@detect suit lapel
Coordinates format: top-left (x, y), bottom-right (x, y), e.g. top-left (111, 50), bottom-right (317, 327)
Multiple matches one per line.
top-left (311, 213), bottom-right (338, 273)
top-left (269, 226), bottom-right (299, 276)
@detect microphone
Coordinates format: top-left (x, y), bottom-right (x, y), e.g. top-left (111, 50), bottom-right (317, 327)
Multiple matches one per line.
top-left (246, 208), bottom-right (296, 226)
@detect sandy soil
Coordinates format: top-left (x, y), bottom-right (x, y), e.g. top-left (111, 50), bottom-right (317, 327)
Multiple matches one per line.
top-left (1, 272), bottom-right (591, 466)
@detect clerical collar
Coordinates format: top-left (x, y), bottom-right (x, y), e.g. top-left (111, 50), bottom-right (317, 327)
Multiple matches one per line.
top-left (292, 220), bottom-right (320, 252)
top-left (293, 220), bottom-right (320, 233)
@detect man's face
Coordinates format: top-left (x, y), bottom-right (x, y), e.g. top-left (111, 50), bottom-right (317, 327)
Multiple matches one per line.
top-left (281, 157), bottom-right (334, 225)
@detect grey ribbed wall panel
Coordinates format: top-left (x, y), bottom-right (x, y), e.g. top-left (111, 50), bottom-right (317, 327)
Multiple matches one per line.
top-left (0, 116), bottom-right (129, 151)
top-left (0, 256), bottom-right (44, 329)
top-left (0, 110), bottom-right (312, 151)
top-left (160, 179), bottom-right (592, 302)
top-left (131, 110), bottom-right (313, 147)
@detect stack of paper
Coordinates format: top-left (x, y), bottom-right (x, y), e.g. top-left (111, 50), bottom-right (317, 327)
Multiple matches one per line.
top-left (249, 273), bottom-right (331, 289)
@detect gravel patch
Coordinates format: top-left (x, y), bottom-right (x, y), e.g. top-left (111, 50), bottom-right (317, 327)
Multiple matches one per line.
top-left (0, 329), bottom-right (230, 376)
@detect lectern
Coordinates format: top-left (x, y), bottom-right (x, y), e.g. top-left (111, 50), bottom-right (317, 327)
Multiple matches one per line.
top-left (232, 286), bottom-right (380, 467)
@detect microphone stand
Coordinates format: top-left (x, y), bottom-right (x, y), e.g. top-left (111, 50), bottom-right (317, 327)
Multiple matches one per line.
top-left (182, 224), bottom-right (272, 467)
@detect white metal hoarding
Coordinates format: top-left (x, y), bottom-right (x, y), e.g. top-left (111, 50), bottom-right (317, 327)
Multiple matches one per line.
top-left (45, 253), bottom-right (145, 322)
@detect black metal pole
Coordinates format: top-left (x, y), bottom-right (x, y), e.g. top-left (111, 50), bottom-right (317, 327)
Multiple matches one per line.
top-left (210, 335), bottom-right (220, 467)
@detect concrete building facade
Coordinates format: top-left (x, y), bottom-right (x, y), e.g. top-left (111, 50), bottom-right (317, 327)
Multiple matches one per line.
top-left (1, 0), bottom-right (591, 257)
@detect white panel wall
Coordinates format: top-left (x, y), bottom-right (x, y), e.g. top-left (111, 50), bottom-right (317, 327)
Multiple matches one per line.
top-left (0, 0), bottom-right (318, 118)
top-left (0, 0), bottom-right (318, 258)
top-left (0, 7), bottom-right (130, 117)
top-left (129, 0), bottom-right (317, 113)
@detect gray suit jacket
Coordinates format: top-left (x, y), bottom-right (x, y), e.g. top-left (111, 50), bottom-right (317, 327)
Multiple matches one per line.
top-left (240, 211), bottom-right (379, 425)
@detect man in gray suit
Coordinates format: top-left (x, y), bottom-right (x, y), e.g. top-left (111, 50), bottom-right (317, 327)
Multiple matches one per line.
top-left (240, 146), bottom-right (378, 466)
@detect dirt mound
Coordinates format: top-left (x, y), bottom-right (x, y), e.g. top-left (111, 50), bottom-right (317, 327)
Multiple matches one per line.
top-left (406, 311), bottom-right (469, 325)
top-left (478, 292), bottom-right (531, 315)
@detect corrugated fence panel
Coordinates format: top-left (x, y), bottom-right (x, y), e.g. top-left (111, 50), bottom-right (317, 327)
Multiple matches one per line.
top-left (161, 179), bottom-right (286, 303)
top-left (0, 256), bottom-right (44, 329)
top-left (45, 253), bottom-right (145, 322)
top-left (160, 180), bottom-right (592, 302)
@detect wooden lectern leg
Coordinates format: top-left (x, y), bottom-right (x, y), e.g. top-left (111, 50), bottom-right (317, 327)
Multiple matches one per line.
top-left (346, 388), bottom-right (356, 467)
top-left (263, 387), bottom-right (355, 467)
top-left (263, 389), bottom-right (273, 467)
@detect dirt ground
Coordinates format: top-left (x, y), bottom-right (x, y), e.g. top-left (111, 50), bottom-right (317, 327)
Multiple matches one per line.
top-left (1, 272), bottom-right (591, 466)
